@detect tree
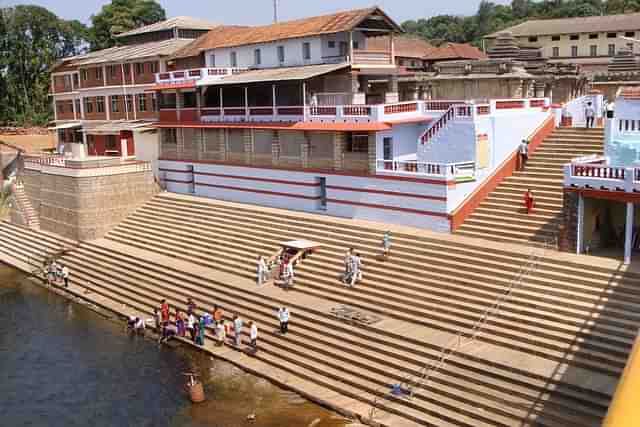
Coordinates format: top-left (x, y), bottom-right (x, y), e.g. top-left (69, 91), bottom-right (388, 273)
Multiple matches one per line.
top-left (0, 5), bottom-right (88, 126)
top-left (89, 0), bottom-right (166, 51)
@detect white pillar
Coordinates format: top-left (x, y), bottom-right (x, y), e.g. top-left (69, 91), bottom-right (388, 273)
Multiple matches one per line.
top-left (272, 84), bottom-right (277, 117)
top-left (625, 201), bottom-right (634, 265)
top-left (576, 194), bottom-right (584, 255)
top-left (244, 86), bottom-right (249, 120)
top-left (220, 87), bottom-right (224, 119)
top-left (302, 82), bottom-right (307, 121)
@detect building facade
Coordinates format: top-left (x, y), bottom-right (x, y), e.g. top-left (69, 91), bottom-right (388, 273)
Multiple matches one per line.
top-left (484, 13), bottom-right (640, 73)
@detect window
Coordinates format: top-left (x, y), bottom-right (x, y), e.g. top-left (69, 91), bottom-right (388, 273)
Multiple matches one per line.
top-left (570, 34), bottom-right (579, 40)
top-left (607, 32), bottom-right (617, 38)
top-left (74, 99), bottom-right (81, 115)
top-left (209, 54), bottom-right (216, 67)
top-left (609, 43), bottom-right (616, 56)
top-left (328, 40), bottom-right (335, 48)
top-left (528, 36), bottom-right (538, 42)
top-left (254, 48), bottom-right (261, 65)
top-left (589, 33), bottom-right (599, 39)
top-left (551, 35), bottom-right (560, 41)
top-left (230, 51), bottom-right (237, 67)
top-left (150, 62), bottom-right (158, 73)
top-left (625, 31), bottom-right (635, 37)
top-left (96, 96), bottom-right (105, 113)
top-left (63, 75), bottom-right (72, 90)
top-left (138, 94), bottom-right (147, 112)
top-left (353, 41), bottom-right (359, 49)
top-left (73, 73), bottom-right (79, 87)
top-left (56, 102), bottom-right (64, 114)
top-left (161, 129), bottom-right (178, 151)
top-left (84, 97), bottom-right (93, 114)
top-left (411, 60), bottom-right (417, 67)
top-left (571, 46), bottom-right (578, 57)
top-left (552, 46), bottom-right (559, 57)
top-left (181, 91), bottom-right (197, 108)
top-left (105, 135), bottom-right (118, 151)
top-left (590, 45), bottom-right (597, 56)
top-left (94, 67), bottom-right (103, 80)
top-left (111, 95), bottom-right (120, 113)
top-left (159, 92), bottom-right (176, 109)
top-left (80, 69), bottom-right (88, 81)
top-left (151, 93), bottom-right (158, 112)
top-left (125, 94), bottom-right (133, 112)
top-left (277, 45), bottom-right (285, 63)
top-left (346, 133), bottom-right (369, 153)
top-left (302, 42), bottom-right (311, 60)
top-left (399, 59), bottom-right (405, 66)
top-left (135, 63), bottom-right (144, 75)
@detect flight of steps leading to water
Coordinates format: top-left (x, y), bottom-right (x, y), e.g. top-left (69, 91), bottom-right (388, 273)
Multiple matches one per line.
top-left (13, 184), bottom-right (40, 229)
top-left (457, 127), bottom-right (604, 245)
top-left (0, 190), bottom-right (636, 426)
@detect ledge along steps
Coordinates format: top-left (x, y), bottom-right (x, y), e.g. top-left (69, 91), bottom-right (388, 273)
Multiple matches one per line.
top-left (0, 219), bottom-right (618, 427)
top-left (457, 127), bottom-right (604, 245)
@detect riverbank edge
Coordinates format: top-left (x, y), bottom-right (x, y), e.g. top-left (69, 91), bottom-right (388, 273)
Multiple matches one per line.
top-left (2, 254), bottom-right (372, 427)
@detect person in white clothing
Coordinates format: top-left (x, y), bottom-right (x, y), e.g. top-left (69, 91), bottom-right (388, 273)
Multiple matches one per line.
top-left (187, 313), bottom-right (196, 341)
top-left (257, 256), bottom-right (268, 286)
top-left (585, 102), bottom-right (596, 128)
top-left (249, 321), bottom-right (258, 351)
top-left (349, 253), bottom-right (362, 287)
top-left (277, 307), bottom-right (290, 334)
top-left (61, 266), bottom-right (70, 288)
top-left (283, 262), bottom-right (294, 289)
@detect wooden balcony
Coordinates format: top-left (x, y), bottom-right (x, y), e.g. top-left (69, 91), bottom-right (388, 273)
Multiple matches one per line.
top-left (352, 49), bottom-right (394, 67)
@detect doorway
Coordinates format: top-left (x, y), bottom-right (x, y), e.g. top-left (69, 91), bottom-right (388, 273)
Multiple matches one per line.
top-left (318, 177), bottom-right (327, 210)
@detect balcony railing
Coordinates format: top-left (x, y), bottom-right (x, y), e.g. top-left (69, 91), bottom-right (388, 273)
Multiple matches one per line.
top-left (352, 49), bottom-right (393, 66)
top-left (24, 154), bottom-right (151, 177)
top-left (564, 155), bottom-right (640, 193)
top-left (155, 67), bottom-right (248, 84)
top-left (376, 159), bottom-right (476, 180)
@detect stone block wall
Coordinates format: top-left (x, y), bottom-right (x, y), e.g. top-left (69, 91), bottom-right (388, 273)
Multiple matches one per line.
top-left (559, 190), bottom-right (578, 253)
top-left (19, 169), bottom-right (157, 241)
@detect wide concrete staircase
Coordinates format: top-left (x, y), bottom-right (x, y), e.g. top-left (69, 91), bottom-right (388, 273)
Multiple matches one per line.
top-left (13, 183), bottom-right (40, 229)
top-left (457, 127), bottom-right (604, 245)
top-left (1, 191), bottom-right (638, 426)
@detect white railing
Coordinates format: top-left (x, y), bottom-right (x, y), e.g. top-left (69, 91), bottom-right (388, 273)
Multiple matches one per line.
top-left (376, 159), bottom-right (476, 180)
top-left (155, 67), bottom-right (248, 84)
top-left (352, 50), bottom-right (393, 65)
top-left (24, 156), bottom-right (151, 177)
top-left (564, 154), bottom-right (640, 192)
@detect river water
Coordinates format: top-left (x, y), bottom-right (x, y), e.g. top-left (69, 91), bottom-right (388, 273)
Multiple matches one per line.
top-left (0, 265), bottom-right (350, 427)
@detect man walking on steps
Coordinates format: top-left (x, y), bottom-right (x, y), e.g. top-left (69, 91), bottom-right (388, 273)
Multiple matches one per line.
top-left (518, 139), bottom-right (529, 171)
top-left (585, 102), bottom-right (596, 128)
top-left (233, 314), bottom-right (244, 347)
top-left (278, 307), bottom-right (289, 334)
top-left (61, 265), bottom-right (70, 288)
top-left (249, 321), bottom-right (258, 352)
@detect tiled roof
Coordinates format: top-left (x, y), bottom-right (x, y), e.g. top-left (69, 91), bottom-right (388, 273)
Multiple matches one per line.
top-left (619, 86), bottom-right (640, 100)
top-left (195, 63), bottom-right (350, 86)
top-left (424, 43), bottom-right (487, 61)
top-left (115, 16), bottom-right (219, 38)
top-left (486, 12), bottom-right (640, 38)
top-left (367, 35), bottom-right (432, 59)
top-left (173, 7), bottom-right (402, 58)
top-left (62, 39), bottom-right (192, 67)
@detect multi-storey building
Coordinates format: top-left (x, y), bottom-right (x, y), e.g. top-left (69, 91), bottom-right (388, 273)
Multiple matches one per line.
top-left (149, 6), bottom-right (556, 231)
top-left (484, 12), bottom-right (640, 73)
top-left (49, 16), bottom-right (219, 159)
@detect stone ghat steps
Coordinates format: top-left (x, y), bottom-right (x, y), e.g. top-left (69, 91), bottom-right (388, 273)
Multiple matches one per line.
top-left (0, 221), bottom-right (610, 427)
top-left (457, 127), bottom-right (604, 245)
top-left (103, 197), bottom-right (639, 376)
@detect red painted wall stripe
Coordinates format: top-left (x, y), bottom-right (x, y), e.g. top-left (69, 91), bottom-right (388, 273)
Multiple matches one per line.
top-left (328, 198), bottom-right (449, 218)
top-left (163, 178), bottom-right (194, 184)
top-left (326, 185), bottom-right (447, 202)
top-left (195, 181), bottom-right (321, 200)
top-left (194, 171), bottom-right (320, 187)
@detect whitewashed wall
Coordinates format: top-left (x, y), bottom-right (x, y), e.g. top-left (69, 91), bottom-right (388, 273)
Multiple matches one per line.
top-left (159, 160), bottom-right (451, 231)
top-left (133, 130), bottom-right (160, 177)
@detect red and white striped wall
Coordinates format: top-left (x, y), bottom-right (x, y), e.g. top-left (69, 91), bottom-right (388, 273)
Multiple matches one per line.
top-left (159, 160), bottom-right (452, 231)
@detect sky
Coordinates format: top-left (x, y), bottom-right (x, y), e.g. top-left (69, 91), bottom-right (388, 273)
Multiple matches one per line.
top-left (0, 0), bottom-right (511, 25)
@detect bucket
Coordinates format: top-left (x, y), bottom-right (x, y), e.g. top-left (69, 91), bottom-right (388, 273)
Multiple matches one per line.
top-left (189, 381), bottom-right (205, 403)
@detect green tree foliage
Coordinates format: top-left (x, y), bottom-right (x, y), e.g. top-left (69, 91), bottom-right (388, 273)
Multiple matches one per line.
top-left (0, 5), bottom-right (88, 126)
top-left (402, 0), bottom-right (640, 46)
top-left (89, 0), bottom-right (166, 50)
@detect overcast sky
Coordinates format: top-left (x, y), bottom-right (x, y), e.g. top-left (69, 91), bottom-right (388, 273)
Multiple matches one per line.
top-left (0, 0), bottom-right (511, 25)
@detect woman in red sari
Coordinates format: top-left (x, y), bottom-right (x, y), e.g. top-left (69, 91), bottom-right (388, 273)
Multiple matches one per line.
top-left (524, 189), bottom-right (535, 214)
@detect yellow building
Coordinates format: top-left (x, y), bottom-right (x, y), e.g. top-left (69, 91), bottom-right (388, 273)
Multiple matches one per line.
top-left (484, 12), bottom-right (640, 72)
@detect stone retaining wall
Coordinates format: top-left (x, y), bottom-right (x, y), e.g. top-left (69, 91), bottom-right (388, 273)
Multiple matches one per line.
top-left (16, 168), bottom-right (158, 241)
